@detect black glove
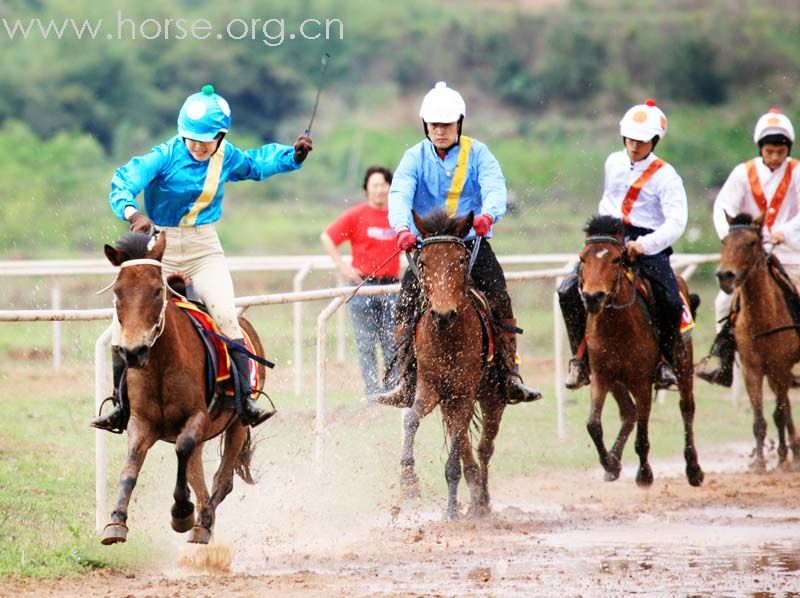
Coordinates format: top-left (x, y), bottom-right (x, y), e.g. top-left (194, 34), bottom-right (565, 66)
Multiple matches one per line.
top-left (293, 135), bottom-right (313, 164)
top-left (129, 212), bottom-right (155, 235)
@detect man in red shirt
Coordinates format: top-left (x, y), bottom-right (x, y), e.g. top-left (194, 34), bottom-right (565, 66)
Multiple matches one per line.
top-left (321, 166), bottom-right (400, 403)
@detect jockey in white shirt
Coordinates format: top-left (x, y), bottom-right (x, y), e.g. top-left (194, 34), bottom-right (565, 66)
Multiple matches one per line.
top-left (697, 109), bottom-right (800, 387)
top-left (559, 99), bottom-right (689, 390)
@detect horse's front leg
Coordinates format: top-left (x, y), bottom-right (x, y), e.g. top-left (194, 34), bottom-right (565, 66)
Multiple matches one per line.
top-left (586, 379), bottom-right (618, 480)
top-left (676, 342), bottom-right (704, 486)
top-left (400, 380), bottom-right (437, 500)
top-left (629, 381), bottom-right (654, 487)
top-left (476, 380), bottom-right (505, 515)
top-left (767, 374), bottom-right (794, 470)
top-left (102, 418), bottom-right (156, 545)
top-left (186, 447), bottom-right (212, 544)
top-left (453, 397), bottom-right (482, 518)
top-left (172, 411), bottom-right (208, 533)
top-left (609, 385), bottom-right (636, 465)
top-left (742, 365), bottom-right (768, 471)
top-left (442, 416), bottom-right (464, 521)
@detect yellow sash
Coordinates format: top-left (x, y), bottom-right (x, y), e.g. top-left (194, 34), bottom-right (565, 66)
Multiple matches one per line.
top-left (445, 136), bottom-right (473, 216)
top-left (180, 141), bottom-right (227, 227)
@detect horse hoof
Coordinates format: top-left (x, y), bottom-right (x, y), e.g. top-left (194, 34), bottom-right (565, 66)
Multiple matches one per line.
top-left (444, 509), bottom-right (459, 522)
top-left (604, 469), bottom-right (620, 482)
top-left (101, 523), bottom-right (128, 545)
top-left (172, 512), bottom-right (196, 533)
top-left (686, 465), bottom-right (704, 487)
top-left (636, 465), bottom-right (654, 487)
top-left (749, 459), bottom-right (767, 473)
top-left (188, 526), bottom-right (212, 544)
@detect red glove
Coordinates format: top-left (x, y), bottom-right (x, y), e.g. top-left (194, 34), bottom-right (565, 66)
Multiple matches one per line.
top-left (396, 229), bottom-right (418, 251)
top-left (473, 214), bottom-right (493, 237)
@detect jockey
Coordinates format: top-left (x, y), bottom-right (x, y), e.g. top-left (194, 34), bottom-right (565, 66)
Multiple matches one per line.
top-left (374, 81), bottom-right (542, 408)
top-left (91, 84), bottom-right (313, 433)
top-left (697, 108), bottom-right (800, 387)
top-left (559, 99), bottom-right (688, 390)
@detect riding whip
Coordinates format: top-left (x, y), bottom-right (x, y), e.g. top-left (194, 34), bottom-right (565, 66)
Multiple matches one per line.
top-left (343, 248), bottom-right (403, 304)
top-left (304, 52), bottom-right (330, 137)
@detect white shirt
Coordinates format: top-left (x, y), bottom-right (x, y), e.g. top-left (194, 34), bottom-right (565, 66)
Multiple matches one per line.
top-left (598, 151), bottom-right (688, 255)
top-left (713, 157), bottom-right (800, 264)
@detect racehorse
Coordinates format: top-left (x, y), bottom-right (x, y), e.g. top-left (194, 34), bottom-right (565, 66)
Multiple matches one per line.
top-left (399, 210), bottom-right (505, 519)
top-left (716, 212), bottom-right (800, 470)
top-left (578, 215), bottom-right (703, 487)
top-left (100, 232), bottom-right (265, 545)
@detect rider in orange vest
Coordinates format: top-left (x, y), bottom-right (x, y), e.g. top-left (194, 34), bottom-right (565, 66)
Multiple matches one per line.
top-left (697, 109), bottom-right (800, 386)
top-left (559, 99), bottom-right (688, 390)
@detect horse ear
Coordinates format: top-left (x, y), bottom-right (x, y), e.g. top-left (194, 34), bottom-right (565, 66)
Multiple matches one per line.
top-left (455, 210), bottom-right (474, 239)
top-left (104, 244), bottom-right (126, 266)
top-left (753, 212), bottom-right (765, 229)
top-left (412, 210), bottom-right (426, 237)
top-left (146, 232), bottom-right (167, 262)
top-left (724, 211), bottom-right (734, 226)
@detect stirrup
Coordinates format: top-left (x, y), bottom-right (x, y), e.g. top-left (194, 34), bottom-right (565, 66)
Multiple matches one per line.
top-left (90, 397), bottom-right (126, 434)
top-left (373, 382), bottom-right (414, 408)
top-left (654, 362), bottom-right (679, 390)
top-left (565, 359), bottom-right (590, 390)
top-left (504, 376), bottom-right (543, 405)
top-left (240, 390), bottom-right (277, 427)
top-left (695, 356), bottom-right (733, 388)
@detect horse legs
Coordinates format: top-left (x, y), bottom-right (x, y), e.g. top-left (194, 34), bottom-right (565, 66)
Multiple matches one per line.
top-left (455, 403), bottom-right (482, 518)
top-left (586, 380), bottom-right (620, 481)
top-left (767, 375), bottom-right (796, 470)
top-left (209, 422), bottom-right (248, 510)
top-left (476, 390), bottom-right (505, 515)
top-left (608, 385), bottom-right (636, 467)
top-left (400, 407), bottom-right (422, 499)
top-left (742, 367), bottom-right (768, 471)
top-left (676, 344), bottom-right (704, 486)
top-left (630, 382), bottom-right (654, 487)
top-left (172, 411), bottom-right (208, 533)
top-left (102, 419), bottom-right (156, 545)
top-left (186, 448), bottom-right (212, 544)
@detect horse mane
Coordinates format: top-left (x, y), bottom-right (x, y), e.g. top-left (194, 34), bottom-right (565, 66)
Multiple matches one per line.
top-left (583, 215), bottom-right (624, 237)
top-left (419, 209), bottom-right (463, 237)
top-left (114, 232), bottom-right (154, 260)
top-left (729, 213), bottom-right (755, 226)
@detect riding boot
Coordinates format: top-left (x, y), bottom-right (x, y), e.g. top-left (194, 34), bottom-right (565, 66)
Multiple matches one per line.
top-left (374, 323), bottom-right (416, 408)
top-left (558, 272), bottom-right (590, 389)
top-left (230, 341), bottom-right (274, 427)
top-left (696, 318), bottom-right (736, 388)
top-left (90, 346), bottom-right (127, 433)
top-left (496, 324), bottom-right (542, 405)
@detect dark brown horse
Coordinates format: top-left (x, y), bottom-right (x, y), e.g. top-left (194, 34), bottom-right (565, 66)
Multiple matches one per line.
top-left (399, 210), bottom-right (505, 519)
top-left (717, 213), bottom-right (800, 470)
top-left (578, 215), bottom-right (703, 487)
top-left (100, 232), bottom-right (264, 545)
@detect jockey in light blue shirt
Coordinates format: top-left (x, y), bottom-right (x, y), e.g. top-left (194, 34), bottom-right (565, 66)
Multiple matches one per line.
top-left (388, 136), bottom-right (507, 239)
top-left (375, 81), bottom-right (541, 409)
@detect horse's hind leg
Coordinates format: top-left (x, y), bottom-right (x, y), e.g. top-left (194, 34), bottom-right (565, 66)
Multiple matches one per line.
top-left (455, 402), bottom-right (482, 518)
top-left (209, 422), bottom-right (248, 510)
top-left (172, 411), bottom-right (208, 533)
top-left (630, 382), bottom-right (654, 487)
top-left (476, 391), bottom-right (505, 515)
top-left (587, 381), bottom-right (620, 481)
top-left (767, 376), bottom-right (795, 470)
top-left (102, 420), bottom-right (157, 545)
top-left (676, 343), bottom-right (703, 486)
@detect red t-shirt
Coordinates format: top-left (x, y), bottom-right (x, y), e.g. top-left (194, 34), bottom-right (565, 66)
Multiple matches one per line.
top-left (326, 203), bottom-right (399, 278)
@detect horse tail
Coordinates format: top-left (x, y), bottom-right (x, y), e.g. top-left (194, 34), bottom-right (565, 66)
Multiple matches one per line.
top-left (234, 428), bottom-right (256, 485)
top-left (689, 293), bottom-right (701, 319)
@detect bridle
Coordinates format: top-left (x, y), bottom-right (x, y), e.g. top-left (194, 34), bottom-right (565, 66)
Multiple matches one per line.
top-left (98, 258), bottom-right (169, 349)
top-left (406, 235), bottom-right (481, 283)
top-left (723, 223), bottom-right (768, 286)
top-left (579, 235), bottom-right (638, 310)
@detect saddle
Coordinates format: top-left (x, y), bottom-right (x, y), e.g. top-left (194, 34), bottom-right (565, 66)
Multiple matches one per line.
top-left (767, 255), bottom-right (800, 338)
top-left (166, 276), bottom-right (271, 413)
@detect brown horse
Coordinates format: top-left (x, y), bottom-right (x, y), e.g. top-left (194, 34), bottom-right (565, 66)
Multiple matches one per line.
top-left (716, 212), bottom-right (800, 470)
top-left (399, 210), bottom-right (505, 519)
top-left (100, 232), bottom-right (265, 545)
top-left (578, 215), bottom-right (703, 487)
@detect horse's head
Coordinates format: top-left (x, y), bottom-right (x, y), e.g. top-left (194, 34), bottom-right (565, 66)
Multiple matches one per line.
top-left (412, 209), bottom-right (474, 329)
top-left (716, 212), bottom-right (765, 294)
top-left (578, 215), bottom-right (628, 314)
top-left (104, 232), bottom-right (167, 368)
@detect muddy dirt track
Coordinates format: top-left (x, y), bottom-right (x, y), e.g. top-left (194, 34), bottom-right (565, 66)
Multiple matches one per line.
top-left (3, 442), bottom-right (800, 597)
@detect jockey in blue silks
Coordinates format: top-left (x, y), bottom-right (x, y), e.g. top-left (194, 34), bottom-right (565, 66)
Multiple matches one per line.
top-left (92, 85), bottom-right (313, 433)
top-left (375, 81), bottom-right (542, 408)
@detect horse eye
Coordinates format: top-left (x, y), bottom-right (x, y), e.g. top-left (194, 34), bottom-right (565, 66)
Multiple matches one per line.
top-left (152, 287), bottom-right (162, 298)
top-left (612, 257), bottom-right (621, 264)
top-left (748, 239), bottom-right (758, 248)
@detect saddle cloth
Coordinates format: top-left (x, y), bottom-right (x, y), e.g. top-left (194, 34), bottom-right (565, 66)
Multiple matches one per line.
top-left (172, 299), bottom-right (261, 406)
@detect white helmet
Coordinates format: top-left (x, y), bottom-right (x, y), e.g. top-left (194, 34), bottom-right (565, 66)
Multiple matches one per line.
top-left (619, 99), bottom-right (667, 142)
top-left (754, 108), bottom-right (795, 144)
top-left (419, 81), bottom-right (466, 124)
